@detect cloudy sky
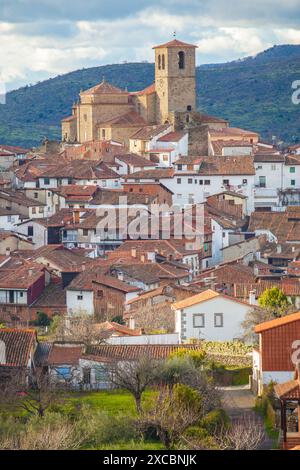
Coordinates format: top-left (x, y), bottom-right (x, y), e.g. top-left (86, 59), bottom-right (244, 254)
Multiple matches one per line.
top-left (0, 0), bottom-right (300, 90)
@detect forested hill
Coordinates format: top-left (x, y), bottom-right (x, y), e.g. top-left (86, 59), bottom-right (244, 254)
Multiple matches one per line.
top-left (0, 44), bottom-right (299, 147)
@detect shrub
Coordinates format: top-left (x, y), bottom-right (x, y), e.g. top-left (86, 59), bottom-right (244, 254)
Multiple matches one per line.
top-left (200, 409), bottom-right (230, 434)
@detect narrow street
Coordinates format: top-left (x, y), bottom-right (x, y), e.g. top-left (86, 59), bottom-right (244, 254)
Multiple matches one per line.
top-left (219, 385), bottom-right (275, 450)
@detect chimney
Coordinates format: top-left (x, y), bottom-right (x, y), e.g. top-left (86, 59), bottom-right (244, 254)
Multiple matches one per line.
top-left (249, 289), bottom-right (256, 305)
top-left (128, 316), bottom-right (135, 330)
top-left (292, 246), bottom-right (296, 253)
top-left (5, 247), bottom-right (10, 257)
top-left (276, 244), bottom-right (282, 254)
top-left (28, 268), bottom-right (33, 277)
top-left (131, 248), bottom-right (136, 258)
top-left (73, 210), bottom-right (80, 225)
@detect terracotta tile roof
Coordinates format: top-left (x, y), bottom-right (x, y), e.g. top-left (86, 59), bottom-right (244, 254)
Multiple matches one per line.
top-left (285, 154), bottom-right (300, 165)
top-left (84, 344), bottom-right (202, 362)
top-left (112, 262), bottom-right (189, 284)
top-left (114, 153), bottom-right (156, 167)
top-left (124, 168), bottom-right (174, 180)
top-left (199, 156), bottom-right (255, 176)
top-left (274, 380), bottom-right (300, 400)
top-left (172, 289), bottom-right (219, 309)
top-left (172, 288), bottom-right (250, 310)
top-left (0, 189), bottom-right (45, 207)
top-left (99, 111), bottom-right (147, 128)
top-left (81, 80), bottom-right (127, 96)
top-left (53, 185), bottom-right (98, 200)
top-left (198, 113), bottom-right (228, 124)
top-left (39, 160), bottom-right (119, 180)
top-left (255, 311), bottom-right (300, 333)
top-left (254, 153), bottom-right (284, 163)
top-left (0, 145), bottom-right (30, 154)
top-left (89, 189), bottom-right (155, 206)
top-left (0, 328), bottom-right (36, 367)
top-left (153, 39), bottom-right (197, 49)
top-left (31, 282), bottom-right (66, 308)
top-left (0, 263), bottom-right (45, 289)
top-left (36, 247), bottom-right (91, 273)
top-left (209, 127), bottom-right (259, 139)
top-left (132, 83), bottom-right (156, 96)
top-left (157, 131), bottom-right (186, 142)
top-left (130, 124), bottom-right (169, 140)
top-left (47, 343), bottom-right (84, 365)
top-left (212, 139), bottom-right (252, 156)
top-left (96, 321), bottom-right (142, 336)
top-left (194, 263), bottom-right (255, 285)
top-left (248, 211), bottom-right (300, 243)
top-left (67, 270), bottom-right (139, 293)
top-left (61, 115), bottom-right (77, 122)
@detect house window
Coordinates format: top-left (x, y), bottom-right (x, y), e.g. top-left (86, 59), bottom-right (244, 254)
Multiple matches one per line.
top-left (77, 295), bottom-right (83, 300)
top-left (177, 178), bottom-right (181, 184)
top-left (68, 178), bottom-right (72, 184)
top-left (188, 178), bottom-right (193, 184)
top-left (28, 226), bottom-right (33, 237)
top-left (291, 179), bottom-right (296, 186)
top-left (158, 54), bottom-right (161, 70)
top-left (204, 180), bottom-right (210, 185)
top-left (177, 164), bottom-right (182, 171)
top-left (193, 314), bottom-right (205, 328)
top-left (187, 105), bottom-right (192, 112)
top-left (271, 164), bottom-right (276, 171)
top-left (178, 51), bottom-right (185, 69)
top-left (97, 290), bottom-right (103, 299)
top-left (102, 129), bottom-right (106, 139)
top-left (290, 167), bottom-right (296, 173)
top-left (214, 313), bottom-right (224, 327)
top-left (199, 180), bottom-right (203, 185)
top-left (259, 176), bottom-right (266, 188)
top-left (223, 179), bottom-right (229, 185)
top-left (44, 177), bottom-right (50, 185)
top-left (34, 192), bottom-right (38, 199)
top-left (82, 229), bottom-right (89, 236)
top-left (162, 54), bottom-right (165, 70)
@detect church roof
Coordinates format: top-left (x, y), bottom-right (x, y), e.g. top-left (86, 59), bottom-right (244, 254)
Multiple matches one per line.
top-left (153, 39), bottom-right (197, 49)
top-left (98, 110), bottom-right (147, 128)
top-left (81, 80), bottom-right (127, 96)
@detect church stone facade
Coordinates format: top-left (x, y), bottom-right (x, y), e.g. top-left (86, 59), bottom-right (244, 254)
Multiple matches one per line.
top-left (61, 39), bottom-right (198, 148)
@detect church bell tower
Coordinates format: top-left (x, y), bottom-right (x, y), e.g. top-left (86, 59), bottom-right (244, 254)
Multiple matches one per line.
top-left (153, 38), bottom-right (197, 124)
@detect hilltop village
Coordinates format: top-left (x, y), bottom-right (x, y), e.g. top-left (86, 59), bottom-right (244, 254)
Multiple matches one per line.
top-left (0, 38), bottom-right (300, 450)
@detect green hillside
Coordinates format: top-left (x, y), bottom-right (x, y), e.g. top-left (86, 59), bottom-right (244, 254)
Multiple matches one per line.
top-left (0, 44), bottom-right (299, 147)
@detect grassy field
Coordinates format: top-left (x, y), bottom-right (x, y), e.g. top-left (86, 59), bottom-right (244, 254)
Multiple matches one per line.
top-left (0, 389), bottom-right (164, 450)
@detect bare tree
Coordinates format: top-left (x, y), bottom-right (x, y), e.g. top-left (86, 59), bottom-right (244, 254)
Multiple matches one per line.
top-left (0, 368), bottom-right (68, 418)
top-left (108, 355), bottom-right (160, 413)
top-left (137, 384), bottom-right (203, 449)
top-left (213, 415), bottom-right (265, 450)
top-left (241, 307), bottom-right (274, 344)
top-left (51, 312), bottom-right (108, 346)
top-left (129, 303), bottom-right (174, 333)
top-left (181, 415), bottom-right (265, 451)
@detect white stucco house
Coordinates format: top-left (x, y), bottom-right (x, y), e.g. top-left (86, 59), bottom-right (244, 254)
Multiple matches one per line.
top-left (172, 289), bottom-right (251, 342)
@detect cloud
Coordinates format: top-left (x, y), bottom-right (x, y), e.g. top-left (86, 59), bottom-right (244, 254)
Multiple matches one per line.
top-left (0, 1), bottom-right (299, 89)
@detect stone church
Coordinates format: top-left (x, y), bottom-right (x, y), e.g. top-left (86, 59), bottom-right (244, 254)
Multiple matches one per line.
top-left (62, 38), bottom-right (227, 154)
